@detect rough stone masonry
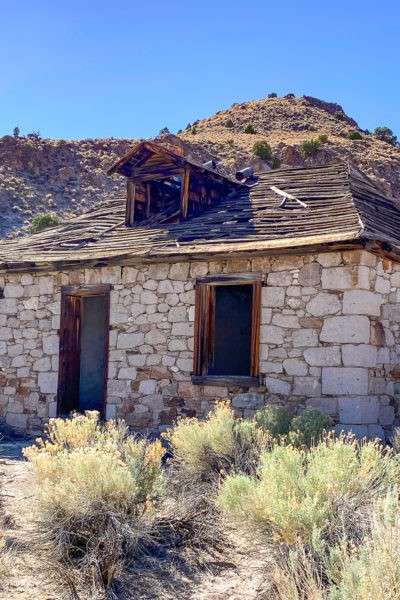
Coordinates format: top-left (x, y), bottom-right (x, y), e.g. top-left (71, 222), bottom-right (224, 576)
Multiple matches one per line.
top-left (0, 248), bottom-right (399, 439)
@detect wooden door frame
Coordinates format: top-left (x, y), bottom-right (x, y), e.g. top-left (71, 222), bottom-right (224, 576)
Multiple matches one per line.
top-left (57, 284), bottom-right (111, 418)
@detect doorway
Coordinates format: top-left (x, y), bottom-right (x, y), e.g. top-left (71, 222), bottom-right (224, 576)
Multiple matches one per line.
top-left (57, 285), bottom-right (110, 416)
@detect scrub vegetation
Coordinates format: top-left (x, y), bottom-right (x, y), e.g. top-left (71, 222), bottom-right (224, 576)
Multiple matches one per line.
top-left (22, 404), bottom-right (400, 599)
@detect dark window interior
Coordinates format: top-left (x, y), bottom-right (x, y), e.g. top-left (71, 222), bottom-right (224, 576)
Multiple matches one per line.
top-left (209, 284), bottom-right (252, 376)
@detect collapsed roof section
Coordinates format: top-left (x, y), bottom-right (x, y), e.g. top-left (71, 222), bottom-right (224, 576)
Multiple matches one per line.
top-left (1, 150), bottom-right (400, 272)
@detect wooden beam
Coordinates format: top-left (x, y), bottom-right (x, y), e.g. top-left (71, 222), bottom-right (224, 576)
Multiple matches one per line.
top-left (146, 182), bottom-right (151, 218)
top-left (180, 167), bottom-right (191, 219)
top-left (125, 181), bottom-right (136, 226)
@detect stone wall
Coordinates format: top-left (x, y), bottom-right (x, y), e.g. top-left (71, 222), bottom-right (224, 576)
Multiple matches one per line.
top-left (0, 249), bottom-right (399, 438)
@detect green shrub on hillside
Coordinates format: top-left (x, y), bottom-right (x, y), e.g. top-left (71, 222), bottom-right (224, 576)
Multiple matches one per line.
top-left (268, 92), bottom-right (278, 98)
top-left (348, 130), bottom-right (363, 140)
top-left (300, 138), bottom-right (322, 158)
top-left (252, 141), bottom-right (273, 161)
top-left (225, 119), bottom-right (234, 128)
top-left (373, 126), bottom-right (397, 146)
top-left (244, 124), bottom-right (256, 134)
top-left (29, 212), bottom-right (60, 234)
top-left (318, 134), bottom-right (329, 143)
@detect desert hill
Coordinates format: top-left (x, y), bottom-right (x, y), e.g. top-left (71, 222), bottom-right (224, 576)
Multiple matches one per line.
top-left (0, 94), bottom-right (399, 238)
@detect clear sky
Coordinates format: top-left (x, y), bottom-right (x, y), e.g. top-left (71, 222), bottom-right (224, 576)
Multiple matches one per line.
top-left (1, 0), bottom-right (399, 140)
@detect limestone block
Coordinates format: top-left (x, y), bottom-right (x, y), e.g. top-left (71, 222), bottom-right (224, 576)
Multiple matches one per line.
top-left (146, 263), bottom-right (170, 280)
top-left (139, 379), bottom-right (157, 394)
top-left (390, 272), bottom-right (400, 288)
top-left (335, 424), bottom-right (368, 439)
top-left (265, 377), bottom-right (291, 395)
top-left (262, 361), bottom-right (283, 373)
top-left (261, 308), bottom-right (272, 324)
top-left (382, 304), bottom-right (400, 322)
top-left (342, 290), bottom-right (382, 316)
top-left (306, 397), bottom-right (338, 416)
top-left (189, 262), bottom-right (209, 277)
top-left (43, 335), bottom-right (59, 355)
top-left (117, 332), bottom-right (145, 349)
top-left (271, 255), bottom-right (304, 271)
top-left (21, 274), bottom-right (33, 285)
top-left (375, 276), bottom-right (390, 294)
top-left (12, 355), bottom-right (27, 367)
top-left (260, 325), bottom-right (284, 345)
top-left (169, 263), bottom-right (189, 281)
top-left (262, 286), bottom-right (285, 307)
top-left (342, 344), bottom-right (377, 367)
top-left (140, 290), bottom-right (158, 305)
top-left (38, 372), bottom-right (58, 394)
top-left (48, 402), bottom-right (58, 418)
top-left (342, 250), bottom-right (376, 267)
top-left (168, 306), bottom-right (188, 323)
top-left (232, 393), bottom-right (264, 409)
top-left (298, 263), bottom-right (321, 286)
top-left (38, 276), bottom-right (54, 295)
top-left (0, 341), bottom-right (6, 355)
top-left (267, 271), bottom-right (292, 286)
top-left (272, 314), bottom-right (300, 328)
top-left (23, 297), bottom-right (39, 310)
top-left (8, 343), bottom-right (23, 357)
top-left (105, 404), bottom-right (117, 420)
top-left (33, 357), bottom-right (51, 371)
top-left (293, 376), bottom-right (321, 396)
top-left (158, 280), bottom-right (174, 294)
top-left (321, 267), bottom-right (354, 290)
top-left (367, 424), bottom-right (385, 440)
top-left (0, 327), bottom-right (13, 341)
top-left (306, 292), bottom-right (341, 317)
top-left (176, 358), bottom-right (193, 372)
top-left (320, 316), bottom-right (370, 344)
top-left (107, 380), bottom-right (130, 396)
top-left (292, 329), bottom-right (319, 347)
top-left (303, 346), bottom-right (341, 366)
top-left (316, 252), bottom-right (342, 267)
top-left (283, 358), bottom-right (308, 376)
top-left (4, 284), bottom-right (24, 298)
top-left (121, 267), bottom-right (138, 283)
top-left (322, 367), bottom-right (368, 395)
top-left (171, 322), bottom-right (193, 336)
top-left (379, 405), bottom-right (395, 426)
top-left (100, 267), bottom-right (121, 284)
top-left (0, 298), bottom-right (17, 315)
top-left (6, 412), bottom-right (28, 430)
top-left (338, 396), bottom-right (379, 424)
top-left (118, 367), bottom-right (137, 380)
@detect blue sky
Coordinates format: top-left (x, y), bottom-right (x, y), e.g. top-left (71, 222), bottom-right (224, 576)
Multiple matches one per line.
top-left (1, 1), bottom-right (399, 140)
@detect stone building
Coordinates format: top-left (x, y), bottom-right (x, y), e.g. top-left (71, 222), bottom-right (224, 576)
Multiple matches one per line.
top-left (1, 140), bottom-right (400, 439)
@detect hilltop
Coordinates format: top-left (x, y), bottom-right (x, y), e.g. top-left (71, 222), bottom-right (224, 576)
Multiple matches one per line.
top-left (0, 94), bottom-right (399, 237)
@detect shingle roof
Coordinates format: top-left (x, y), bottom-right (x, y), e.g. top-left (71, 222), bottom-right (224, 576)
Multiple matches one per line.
top-left (1, 162), bottom-right (400, 272)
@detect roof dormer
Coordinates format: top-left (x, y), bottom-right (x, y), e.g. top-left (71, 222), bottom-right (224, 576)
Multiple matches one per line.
top-left (107, 139), bottom-right (242, 227)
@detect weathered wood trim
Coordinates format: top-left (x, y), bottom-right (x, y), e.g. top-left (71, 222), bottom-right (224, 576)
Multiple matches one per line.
top-left (193, 273), bottom-right (261, 382)
top-left (191, 375), bottom-right (260, 387)
top-left (125, 181), bottom-right (136, 226)
top-left (250, 281), bottom-right (261, 377)
top-left (195, 272), bottom-right (263, 285)
top-left (180, 167), bottom-right (191, 219)
top-left (61, 284), bottom-right (112, 296)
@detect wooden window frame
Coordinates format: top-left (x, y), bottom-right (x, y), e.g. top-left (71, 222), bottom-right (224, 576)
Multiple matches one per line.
top-left (192, 273), bottom-right (262, 388)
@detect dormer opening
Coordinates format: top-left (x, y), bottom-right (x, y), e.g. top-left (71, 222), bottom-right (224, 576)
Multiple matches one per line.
top-left (107, 140), bottom-right (242, 227)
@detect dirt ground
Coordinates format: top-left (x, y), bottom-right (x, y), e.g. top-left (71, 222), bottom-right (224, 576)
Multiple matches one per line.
top-left (0, 440), bottom-right (269, 600)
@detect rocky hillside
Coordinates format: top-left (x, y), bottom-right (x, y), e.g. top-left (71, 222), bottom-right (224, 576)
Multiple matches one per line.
top-left (0, 137), bottom-right (132, 237)
top-left (179, 95), bottom-right (400, 197)
top-left (1, 95), bottom-right (399, 238)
